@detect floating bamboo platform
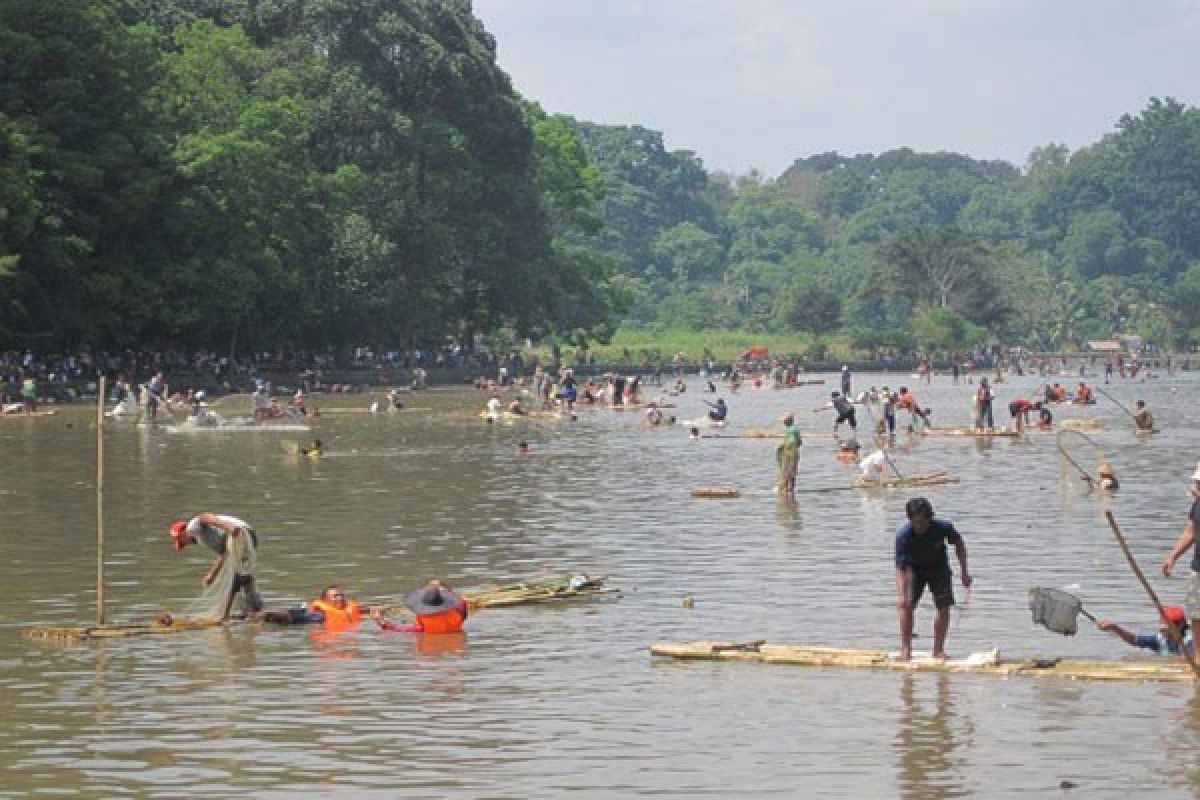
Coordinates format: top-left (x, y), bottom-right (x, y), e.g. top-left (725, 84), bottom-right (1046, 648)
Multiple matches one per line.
top-left (921, 428), bottom-right (1020, 438)
top-left (376, 575), bottom-right (619, 615)
top-left (22, 618), bottom-right (226, 642)
top-left (853, 471), bottom-right (958, 489)
top-left (650, 641), bottom-right (1194, 683)
top-left (25, 577), bottom-right (619, 643)
top-left (1060, 419), bottom-right (1105, 430)
top-left (691, 487), bottom-right (741, 498)
top-left (315, 407), bottom-right (433, 414)
top-left (0, 410), bottom-right (58, 418)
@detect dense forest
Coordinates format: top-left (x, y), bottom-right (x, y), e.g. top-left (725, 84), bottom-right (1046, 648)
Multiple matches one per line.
top-left (4, 1), bottom-right (1200, 357)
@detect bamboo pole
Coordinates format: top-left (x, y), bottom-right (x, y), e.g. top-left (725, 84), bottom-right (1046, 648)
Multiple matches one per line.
top-left (97, 375), bottom-right (106, 627)
top-left (1104, 511), bottom-right (1200, 681)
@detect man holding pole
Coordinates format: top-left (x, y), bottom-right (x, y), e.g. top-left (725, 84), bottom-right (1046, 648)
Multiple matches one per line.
top-left (1160, 461), bottom-right (1200, 643)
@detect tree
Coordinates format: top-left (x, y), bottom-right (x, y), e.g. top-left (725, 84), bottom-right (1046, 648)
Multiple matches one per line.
top-left (651, 222), bottom-right (722, 288)
top-left (773, 276), bottom-right (841, 333)
top-left (875, 228), bottom-right (1000, 315)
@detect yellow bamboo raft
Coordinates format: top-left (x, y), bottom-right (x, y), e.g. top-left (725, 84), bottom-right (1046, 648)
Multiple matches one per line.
top-left (376, 574), bottom-right (619, 615)
top-left (691, 487), bottom-right (741, 498)
top-left (22, 618), bottom-right (226, 642)
top-left (1, 410), bottom-right (58, 418)
top-left (650, 641), bottom-right (1194, 683)
top-left (854, 471), bottom-right (958, 489)
top-left (25, 576), bottom-right (619, 641)
top-left (1060, 418), bottom-right (1105, 430)
top-left (921, 427), bottom-right (1020, 438)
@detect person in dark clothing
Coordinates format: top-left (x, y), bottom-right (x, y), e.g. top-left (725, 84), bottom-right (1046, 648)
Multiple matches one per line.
top-left (895, 497), bottom-right (972, 661)
top-left (705, 397), bottom-right (727, 422)
top-left (818, 391), bottom-right (857, 433)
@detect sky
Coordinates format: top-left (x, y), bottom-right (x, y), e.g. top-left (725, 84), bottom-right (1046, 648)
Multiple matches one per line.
top-left (472, 0), bottom-right (1200, 178)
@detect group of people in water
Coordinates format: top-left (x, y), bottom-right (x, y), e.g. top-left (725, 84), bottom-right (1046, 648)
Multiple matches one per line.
top-left (167, 513), bottom-right (468, 634)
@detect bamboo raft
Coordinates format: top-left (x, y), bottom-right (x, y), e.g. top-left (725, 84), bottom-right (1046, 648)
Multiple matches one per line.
top-left (22, 618), bottom-right (226, 642)
top-left (23, 576), bottom-right (618, 642)
top-left (1059, 419), bottom-right (1104, 430)
top-left (691, 487), bottom-right (741, 498)
top-left (921, 427), bottom-right (1020, 438)
top-left (854, 471), bottom-right (958, 489)
top-left (375, 575), bottom-right (619, 615)
top-left (650, 641), bottom-right (1194, 683)
top-left (316, 407), bottom-right (432, 414)
top-left (0, 410), bottom-right (58, 418)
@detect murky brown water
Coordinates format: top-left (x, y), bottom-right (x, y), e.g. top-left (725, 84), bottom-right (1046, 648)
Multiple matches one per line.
top-left (2, 374), bottom-right (1199, 798)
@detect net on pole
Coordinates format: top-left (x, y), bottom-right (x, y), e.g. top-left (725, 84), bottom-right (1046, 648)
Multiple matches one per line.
top-left (1029, 587), bottom-right (1087, 636)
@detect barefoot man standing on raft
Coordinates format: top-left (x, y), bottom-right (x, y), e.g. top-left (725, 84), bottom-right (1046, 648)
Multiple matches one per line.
top-left (170, 513), bottom-right (263, 620)
top-left (895, 497), bottom-right (972, 661)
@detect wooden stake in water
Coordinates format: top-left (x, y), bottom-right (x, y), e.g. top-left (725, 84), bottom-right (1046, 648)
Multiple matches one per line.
top-left (96, 375), bottom-right (105, 626)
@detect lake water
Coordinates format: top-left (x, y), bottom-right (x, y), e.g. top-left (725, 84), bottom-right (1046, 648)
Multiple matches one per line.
top-left (2, 372), bottom-right (1199, 798)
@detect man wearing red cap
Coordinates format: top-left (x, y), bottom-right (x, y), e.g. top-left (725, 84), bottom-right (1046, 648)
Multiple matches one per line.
top-left (1097, 606), bottom-right (1194, 656)
top-left (169, 513), bottom-right (262, 619)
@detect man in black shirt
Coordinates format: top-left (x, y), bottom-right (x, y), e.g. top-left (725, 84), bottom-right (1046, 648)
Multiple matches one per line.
top-left (895, 497), bottom-right (972, 662)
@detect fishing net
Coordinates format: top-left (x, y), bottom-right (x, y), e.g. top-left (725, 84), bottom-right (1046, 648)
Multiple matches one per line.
top-left (1029, 587), bottom-right (1090, 636)
top-left (184, 528), bottom-right (258, 621)
top-left (1056, 429), bottom-right (1107, 484)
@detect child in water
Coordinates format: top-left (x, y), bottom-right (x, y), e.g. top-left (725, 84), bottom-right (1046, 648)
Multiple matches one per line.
top-left (300, 439), bottom-right (323, 458)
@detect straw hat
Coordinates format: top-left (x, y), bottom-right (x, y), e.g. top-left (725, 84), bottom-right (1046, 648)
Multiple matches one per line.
top-left (405, 583), bottom-right (463, 614)
top-left (1097, 461), bottom-right (1115, 477)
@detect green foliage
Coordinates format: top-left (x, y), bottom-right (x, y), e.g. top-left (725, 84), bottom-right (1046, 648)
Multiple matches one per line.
top-left (911, 308), bottom-right (984, 352)
top-left (773, 276), bottom-right (841, 334)
top-left (3, 3), bottom-right (1200, 359)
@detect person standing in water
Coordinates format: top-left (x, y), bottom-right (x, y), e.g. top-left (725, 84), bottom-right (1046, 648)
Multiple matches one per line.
top-left (894, 497), bottom-right (972, 661)
top-left (840, 365), bottom-right (852, 396)
top-left (1133, 400), bottom-right (1155, 432)
top-left (776, 414), bottom-right (802, 495)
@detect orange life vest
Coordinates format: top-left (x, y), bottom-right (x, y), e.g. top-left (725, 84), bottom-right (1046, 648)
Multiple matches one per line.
top-left (310, 599), bottom-right (362, 631)
top-left (416, 603), bottom-right (467, 634)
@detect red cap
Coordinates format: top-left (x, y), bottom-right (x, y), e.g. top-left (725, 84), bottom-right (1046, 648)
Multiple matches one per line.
top-left (169, 520), bottom-right (191, 550)
top-left (1163, 606), bottom-right (1187, 625)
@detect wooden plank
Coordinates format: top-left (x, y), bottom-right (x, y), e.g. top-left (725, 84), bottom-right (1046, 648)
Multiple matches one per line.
top-left (650, 641), bottom-right (1193, 682)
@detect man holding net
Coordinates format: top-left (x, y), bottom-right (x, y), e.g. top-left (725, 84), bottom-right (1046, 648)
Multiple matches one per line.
top-left (895, 497), bottom-right (972, 661)
top-left (170, 513), bottom-right (263, 620)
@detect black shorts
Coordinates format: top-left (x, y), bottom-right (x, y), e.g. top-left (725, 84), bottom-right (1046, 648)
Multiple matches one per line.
top-left (905, 565), bottom-right (954, 609)
top-left (835, 409), bottom-right (857, 427)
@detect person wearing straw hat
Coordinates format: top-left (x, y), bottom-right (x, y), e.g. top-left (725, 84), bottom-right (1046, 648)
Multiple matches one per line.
top-left (1162, 462), bottom-right (1200, 637)
top-left (1088, 460), bottom-right (1119, 491)
top-left (169, 513), bottom-right (263, 619)
top-left (372, 579), bottom-right (468, 634)
top-left (895, 497), bottom-right (972, 661)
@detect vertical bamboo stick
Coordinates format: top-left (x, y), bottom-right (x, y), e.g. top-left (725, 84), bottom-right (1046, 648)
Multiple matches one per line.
top-left (97, 375), bottom-right (105, 627)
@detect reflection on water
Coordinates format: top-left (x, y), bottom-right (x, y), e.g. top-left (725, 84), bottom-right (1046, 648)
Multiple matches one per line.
top-left (2, 375), bottom-right (1200, 797)
top-left (895, 673), bottom-right (972, 800)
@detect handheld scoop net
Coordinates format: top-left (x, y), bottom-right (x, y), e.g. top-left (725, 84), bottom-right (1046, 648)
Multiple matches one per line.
top-left (1029, 587), bottom-right (1097, 636)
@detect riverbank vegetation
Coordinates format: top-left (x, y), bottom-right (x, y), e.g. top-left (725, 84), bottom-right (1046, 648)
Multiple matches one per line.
top-left (4, 2), bottom-right (1200, 359)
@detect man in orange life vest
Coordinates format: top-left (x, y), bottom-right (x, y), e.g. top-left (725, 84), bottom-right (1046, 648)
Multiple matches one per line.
top-left (372, 579), bottom-right (468, 634)
top-left (260, 585), bottom-right (363, 631)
